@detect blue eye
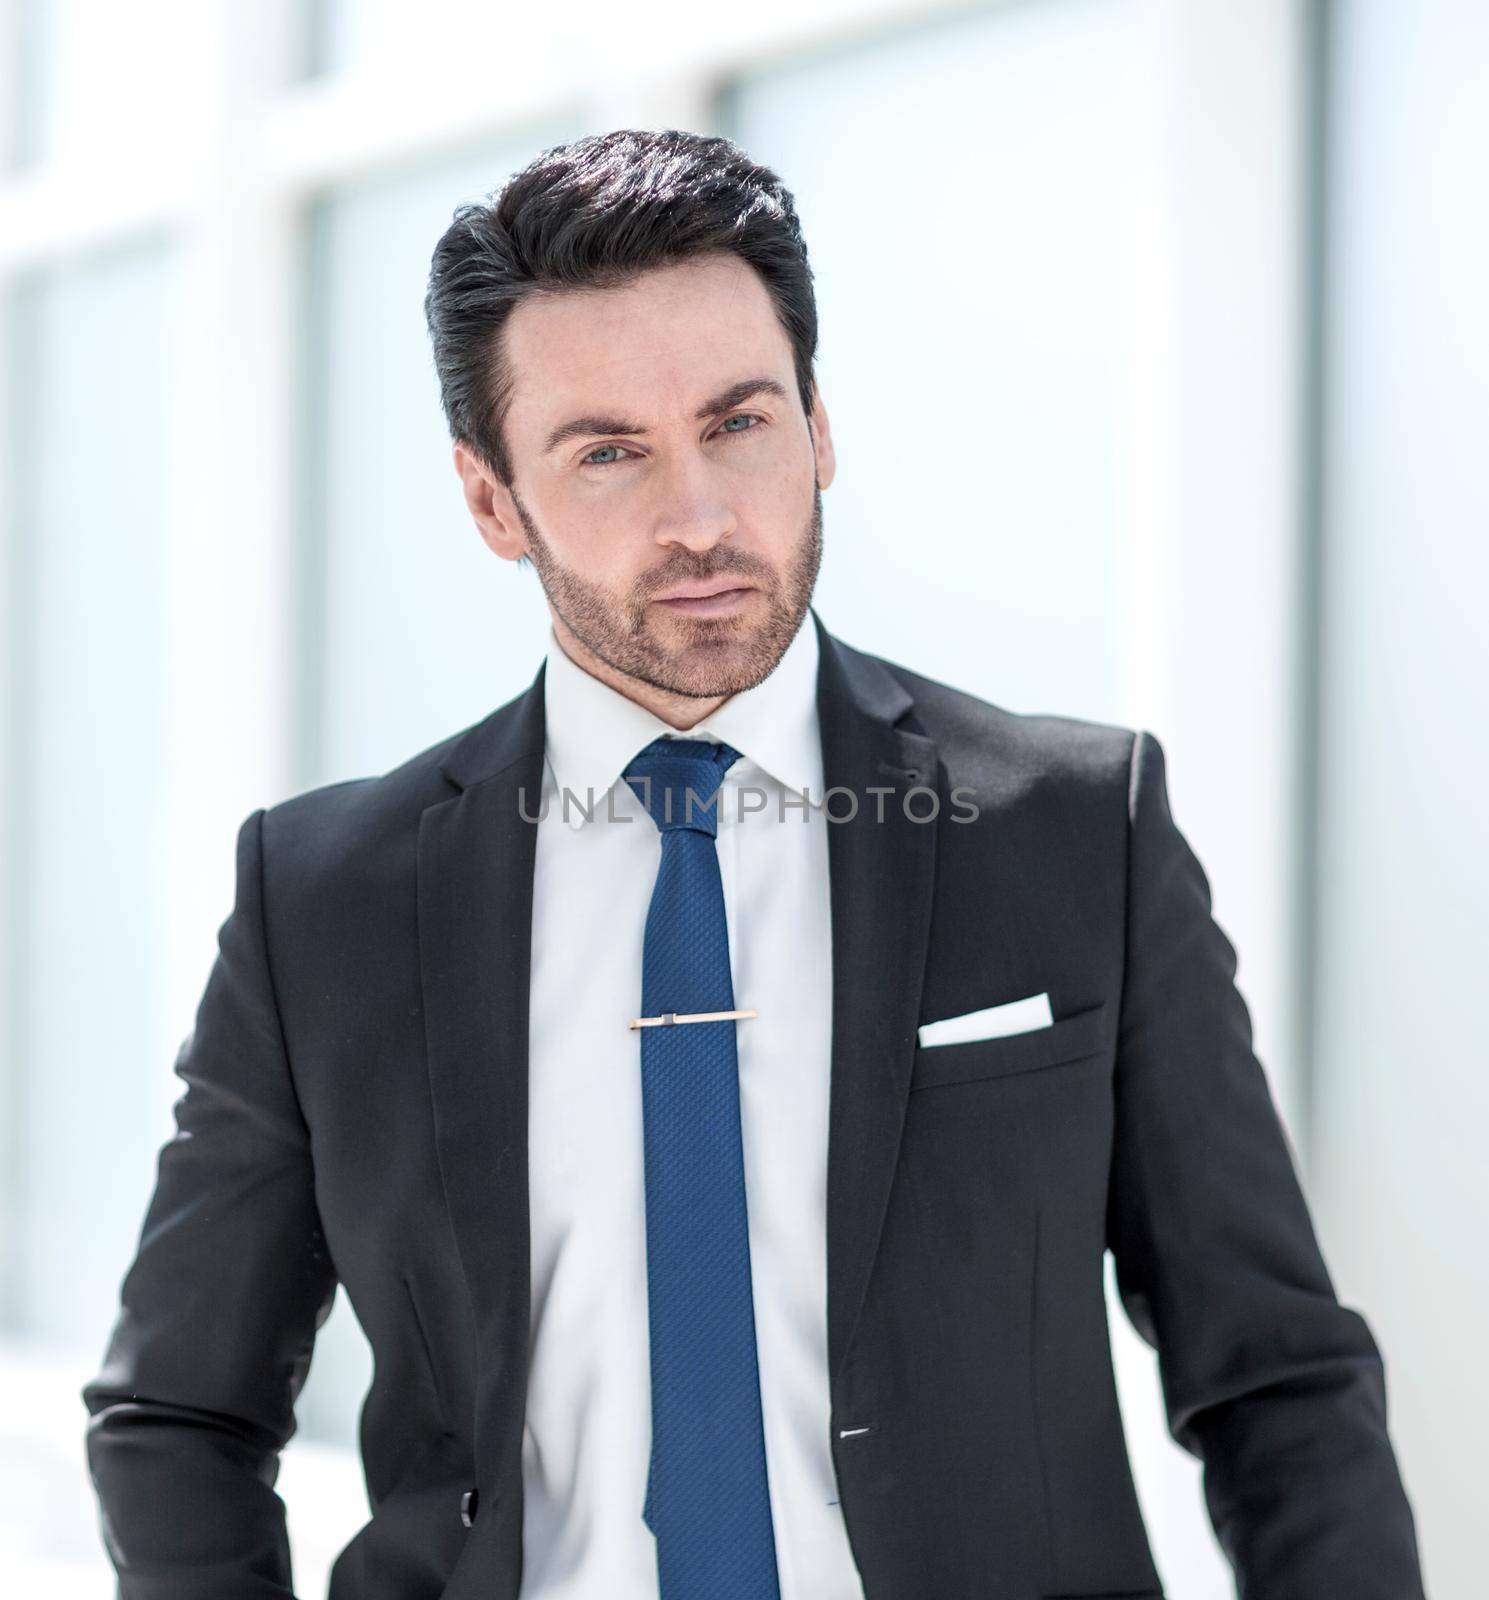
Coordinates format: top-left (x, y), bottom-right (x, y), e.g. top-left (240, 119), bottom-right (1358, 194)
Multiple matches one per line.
top-left (581, 415), bottom-right (760, 469)
top-left (583, 444), bottom-right (627, 467)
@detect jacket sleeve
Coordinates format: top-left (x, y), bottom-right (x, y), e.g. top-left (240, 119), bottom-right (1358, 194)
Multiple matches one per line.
top-left (81, 806), bottom-right (338, 1598)
top-left (1106, 729), bottom-right (1425, 1598)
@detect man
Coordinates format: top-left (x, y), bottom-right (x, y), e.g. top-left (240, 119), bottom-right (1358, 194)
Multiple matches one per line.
top-left (82, 129), bottom-right (1424, 1599)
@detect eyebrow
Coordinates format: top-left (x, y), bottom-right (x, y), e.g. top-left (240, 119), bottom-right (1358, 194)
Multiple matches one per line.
top-left (540, 376), bottom-right (791, 457)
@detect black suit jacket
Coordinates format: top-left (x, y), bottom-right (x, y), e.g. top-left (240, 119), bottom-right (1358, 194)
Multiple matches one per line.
top-left (82, 609), bottom-right (1425, 1599)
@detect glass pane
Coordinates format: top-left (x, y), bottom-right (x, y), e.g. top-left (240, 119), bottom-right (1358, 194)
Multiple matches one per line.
top-left (1311, 4), bottom-right (1489, 1593)
top-left (302, 0), bottom-right (374, 77)
top-left (7, 242), bottom-right (175, 1349)
top-left (726, 0), bottom-right (1140, 724)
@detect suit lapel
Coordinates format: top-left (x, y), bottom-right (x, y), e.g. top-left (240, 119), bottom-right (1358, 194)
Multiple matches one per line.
top-left (419, 663), bottom-right (546, 1493)
top-left (417, 612), bottom-right (941, 1470)
top-left (812, 611), bottom-right (940, 1386)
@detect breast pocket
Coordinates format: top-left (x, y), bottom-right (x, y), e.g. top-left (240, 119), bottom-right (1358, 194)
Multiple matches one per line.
top-left (909, 1001), bottom-right (1109, 1091)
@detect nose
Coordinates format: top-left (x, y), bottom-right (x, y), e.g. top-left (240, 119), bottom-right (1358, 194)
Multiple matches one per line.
top-left (652, 451), bottom-right (737, 553)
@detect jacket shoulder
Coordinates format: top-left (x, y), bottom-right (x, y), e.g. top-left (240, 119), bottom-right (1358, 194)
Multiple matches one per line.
top-left (260, 728), bottom-right (457, 855)
top-left (863, 643), bottom-right (1139, 799)
top-left (254, 695), bottom-right (517, 899)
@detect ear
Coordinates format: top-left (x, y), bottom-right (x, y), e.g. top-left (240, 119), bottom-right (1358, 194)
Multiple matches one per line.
top-left (807, 378), bottom-right (836, 492)
top-left (453, 441), bottom-right (529, 562)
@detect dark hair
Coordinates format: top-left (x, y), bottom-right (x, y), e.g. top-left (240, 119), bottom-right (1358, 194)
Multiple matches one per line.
top-left (424, 128), bottom-right (818, 486)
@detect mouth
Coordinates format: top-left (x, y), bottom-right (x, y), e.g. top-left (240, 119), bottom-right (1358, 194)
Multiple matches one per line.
top-left (653, 581), bottom-right (757, 617)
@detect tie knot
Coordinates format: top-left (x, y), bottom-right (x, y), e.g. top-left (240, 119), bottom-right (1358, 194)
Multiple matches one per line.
top-left (623, 737), bottom-right (742, 836)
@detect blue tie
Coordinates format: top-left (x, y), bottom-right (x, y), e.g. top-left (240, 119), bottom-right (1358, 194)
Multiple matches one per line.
top-left (623, 736), bottom-right (782, 1600)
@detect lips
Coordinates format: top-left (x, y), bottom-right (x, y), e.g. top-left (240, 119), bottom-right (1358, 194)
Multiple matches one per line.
top-left (656, 579), bottom-right (752, 602)
top-left (652, 581), bottom-right (756, 617)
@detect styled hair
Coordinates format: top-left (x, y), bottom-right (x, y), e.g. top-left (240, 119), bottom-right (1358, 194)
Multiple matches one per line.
top-left (424, 128), bottom-right (818, 486)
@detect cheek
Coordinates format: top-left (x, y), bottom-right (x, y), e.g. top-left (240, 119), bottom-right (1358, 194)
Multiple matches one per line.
top-left (732, 438), bottom-right (815, 516)
top-left (549, 506), bottom-right (666, 596)
top-left (533, 484), bottom-right (638, 555)
top-left (749, 464), bottom-right (818, 557)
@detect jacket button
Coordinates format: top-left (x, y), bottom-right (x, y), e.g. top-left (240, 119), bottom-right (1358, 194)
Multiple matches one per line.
top-left (460, 1488), bottom-right (479, 1528)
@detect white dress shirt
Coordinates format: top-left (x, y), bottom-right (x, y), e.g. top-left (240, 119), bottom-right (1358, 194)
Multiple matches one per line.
top-left (519, 614), bottom-right (867, 1599)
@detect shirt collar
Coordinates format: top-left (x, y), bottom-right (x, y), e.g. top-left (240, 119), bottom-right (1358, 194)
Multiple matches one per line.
top-left (542, 614), bottom-right (824, 830)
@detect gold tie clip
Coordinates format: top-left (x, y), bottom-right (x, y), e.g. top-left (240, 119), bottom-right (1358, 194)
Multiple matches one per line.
top-left (629, 1008), bottom-right (758, 1030)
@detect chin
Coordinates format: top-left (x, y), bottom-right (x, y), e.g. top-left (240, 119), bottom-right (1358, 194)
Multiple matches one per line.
top-left (657, 633), bottom-right (759, 692)
top-left (655, 611), bottom-right (750, 649)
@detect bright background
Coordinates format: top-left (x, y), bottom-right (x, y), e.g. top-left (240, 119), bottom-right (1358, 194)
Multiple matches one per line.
top-left (1, 0), bottom-right (1485, 1594)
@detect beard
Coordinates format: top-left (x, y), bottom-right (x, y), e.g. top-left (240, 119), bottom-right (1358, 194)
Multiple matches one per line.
top-left (509, 482), bottom-right (824, 700)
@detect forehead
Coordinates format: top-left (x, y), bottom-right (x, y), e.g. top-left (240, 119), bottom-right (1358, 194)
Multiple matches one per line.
top-left (501, 254), bottom-right (794, 426)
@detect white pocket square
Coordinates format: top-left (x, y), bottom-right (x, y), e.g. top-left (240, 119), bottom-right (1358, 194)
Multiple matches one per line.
top-left (917, 991), bottom-right (1054, 1048)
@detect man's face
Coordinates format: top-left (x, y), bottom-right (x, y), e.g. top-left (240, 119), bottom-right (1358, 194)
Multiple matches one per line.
top-left (467, 251), bottom-right (834, 701)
